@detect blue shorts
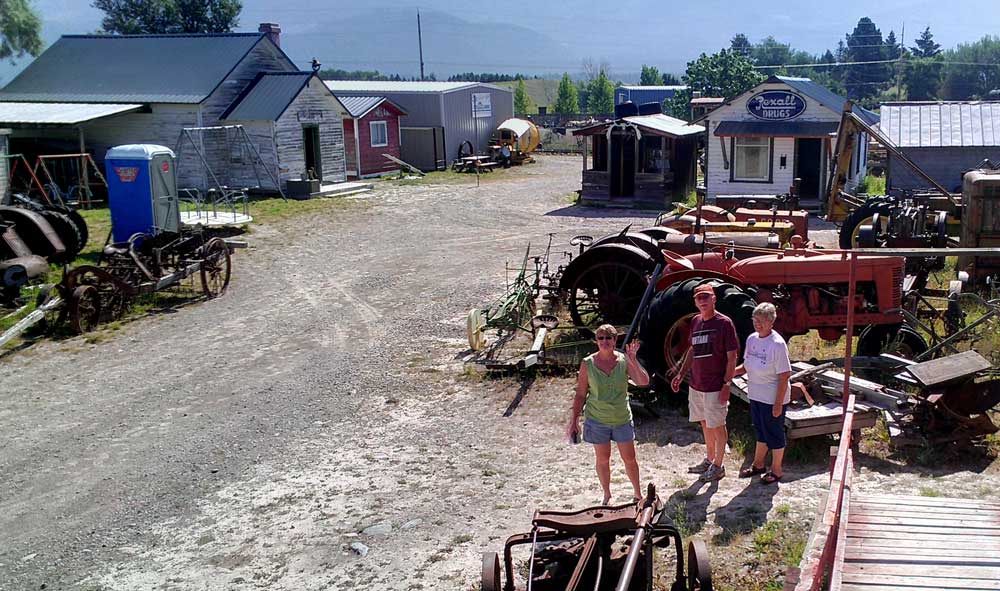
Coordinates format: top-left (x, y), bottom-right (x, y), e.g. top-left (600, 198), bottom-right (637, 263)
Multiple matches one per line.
top-left (750, 400), bottom-right (787, 450)
top-left (582, 417), bottom-right (635, 444)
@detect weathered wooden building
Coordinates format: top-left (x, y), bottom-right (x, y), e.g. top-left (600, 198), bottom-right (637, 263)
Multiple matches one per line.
top-left (337, 96), bottom-right (407, 179)
top-left (699, 76), bottom-right (877, 207)
top-left (572, 110), bottom-right (704, 207)
top-left (0, 24), bottom-right (348, 193)
top-left (878, 102), bottom-right (1000, 192)
top-left (325, 81), bottom-right (513, 171)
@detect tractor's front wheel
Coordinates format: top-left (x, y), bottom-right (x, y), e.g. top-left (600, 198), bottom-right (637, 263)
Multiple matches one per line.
top-left (857, 323), bottom-right (928, 359)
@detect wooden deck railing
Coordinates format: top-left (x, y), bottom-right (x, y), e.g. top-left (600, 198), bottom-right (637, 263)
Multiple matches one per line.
top-left (791, 393), bottom-right (857, 591)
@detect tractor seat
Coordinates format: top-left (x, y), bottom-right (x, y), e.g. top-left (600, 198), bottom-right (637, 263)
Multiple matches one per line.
top-left (103, 243), bottom-right (130, 257)
top-left (532, 503), bottom-right (638, 536)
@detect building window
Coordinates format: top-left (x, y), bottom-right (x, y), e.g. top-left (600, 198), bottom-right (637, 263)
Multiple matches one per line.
top-left (731, 137), bottom-right (772, 182)
top-left (370, 121), bottom-right (388, 147)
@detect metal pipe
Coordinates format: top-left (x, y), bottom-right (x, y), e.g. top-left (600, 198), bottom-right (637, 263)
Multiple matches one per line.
top-left (614, 504), bottom-right (656, 591)
top-left (621, 263), bottom-right (663, 349)
top-left (842, 252), bottom-right (857, 408)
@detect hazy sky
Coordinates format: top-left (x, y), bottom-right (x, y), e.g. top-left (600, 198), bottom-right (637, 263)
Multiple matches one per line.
top-left (3, 0), bottom-right (997, 82)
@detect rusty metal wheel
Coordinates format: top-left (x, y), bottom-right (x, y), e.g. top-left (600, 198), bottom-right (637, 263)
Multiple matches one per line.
top-left (687, 539), bottom-right (713, 590)
top-left (663, 312), bottom-right (698, 377)
top-left (200, 238), bottom-right (231, 298)
top-left (481, 551), bottom-right (501, 591)
top-left (568, 260), bottom-right (647, 331)
top-left (68, 284), bottom-right (101, 334)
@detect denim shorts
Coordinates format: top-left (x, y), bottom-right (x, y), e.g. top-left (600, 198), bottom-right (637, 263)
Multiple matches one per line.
top-left (750, 399), bottom-right (787, 450)
top-left (582, 417), bottom-right (635, 444)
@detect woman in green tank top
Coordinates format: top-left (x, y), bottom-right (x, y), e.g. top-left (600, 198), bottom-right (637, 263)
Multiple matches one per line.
top-left (567, 324), bottom-right (650, 505)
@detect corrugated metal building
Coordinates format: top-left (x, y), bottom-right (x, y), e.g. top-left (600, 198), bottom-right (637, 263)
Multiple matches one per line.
top-left (614, 86), bottom-right (686, 107)
top-left (878, 102), bottom-right (1000, 191)
top-left (325, 81), bottom-right (514, 171)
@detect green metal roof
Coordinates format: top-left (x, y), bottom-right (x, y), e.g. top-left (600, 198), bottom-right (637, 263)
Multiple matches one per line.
top-left (221, 72), bottom-right (313, 120)
top-left (0, 33), bottom-right (283, 104)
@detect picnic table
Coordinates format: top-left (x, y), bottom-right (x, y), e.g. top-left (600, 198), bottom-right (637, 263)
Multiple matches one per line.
top-left (453, 155), bottom-right (498, 173)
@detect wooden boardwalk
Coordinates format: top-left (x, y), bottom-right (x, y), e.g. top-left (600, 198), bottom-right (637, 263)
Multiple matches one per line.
top-left (835, 493), bottom-right (1000, 590)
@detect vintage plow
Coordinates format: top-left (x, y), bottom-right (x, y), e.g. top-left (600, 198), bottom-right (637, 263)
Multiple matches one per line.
top-left (482, 483), bottom-right (712, 591)
top-left (467, 236), bottom-right (564, 351)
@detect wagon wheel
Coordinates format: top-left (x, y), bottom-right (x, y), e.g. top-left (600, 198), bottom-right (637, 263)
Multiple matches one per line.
top-left (568, 261), bottom-right (647, 331)
top-left (687, 540), bottom-right (713, 590)
top-left (200, 238), bottom-right (231, 298)
top-left (481, 551), bottom-right (501, 591)
top-left (68, 285), bottom-right (101, 334)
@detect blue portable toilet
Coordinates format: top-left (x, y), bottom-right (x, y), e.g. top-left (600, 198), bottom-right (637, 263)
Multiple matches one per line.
top-left (105, 144), bottom-right (179, 242)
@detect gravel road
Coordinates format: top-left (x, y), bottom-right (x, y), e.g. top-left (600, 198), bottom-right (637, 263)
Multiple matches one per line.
top-left (2, 155), bottom-right (996, 591)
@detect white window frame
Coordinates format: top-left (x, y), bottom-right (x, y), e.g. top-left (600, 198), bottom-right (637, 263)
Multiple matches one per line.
top-left (369, 121), bottom-right (388, 147)
top-left (730, 136), bottom-right (773, 183)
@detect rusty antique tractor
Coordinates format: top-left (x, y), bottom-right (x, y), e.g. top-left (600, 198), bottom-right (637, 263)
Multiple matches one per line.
top-left (637, 246), bottom-right (921, 381)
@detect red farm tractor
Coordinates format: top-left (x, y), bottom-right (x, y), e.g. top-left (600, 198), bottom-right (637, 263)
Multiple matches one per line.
top-left (636, 246), bottom-right (925, 381)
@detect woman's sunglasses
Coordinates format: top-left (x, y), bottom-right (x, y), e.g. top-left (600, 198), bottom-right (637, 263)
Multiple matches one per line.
top-left (596, 335), bottom-right (616, 341)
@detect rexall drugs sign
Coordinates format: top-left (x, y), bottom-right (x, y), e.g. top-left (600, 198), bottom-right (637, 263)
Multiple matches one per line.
top-left (746, 91), bottom-right (806, 121)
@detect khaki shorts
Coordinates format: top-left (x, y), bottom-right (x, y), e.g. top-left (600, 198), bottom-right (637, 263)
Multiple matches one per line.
top-left (688, 387), bottom-right (728, 428)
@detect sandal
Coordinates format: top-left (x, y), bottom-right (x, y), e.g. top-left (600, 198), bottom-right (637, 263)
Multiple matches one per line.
top-left (760, 472), bottom-right (782, 485)
top-left (739, 465), bottom-right (766, 478)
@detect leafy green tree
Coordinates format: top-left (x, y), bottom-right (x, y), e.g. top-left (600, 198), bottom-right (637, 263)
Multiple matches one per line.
top-left (911, 26), bottom-right (941, 58)
top-left (730, 33), bottom-right (752, 59)
top-left (639, 64), bottom-right (661, 86)
top-left (587, 68), bottom-right (614, 114)
top-left (554, 72), bottom-right (579, 114)
top-left (753, 36), bottom-right (793, 67)
top-left (940, 35), bottom-right (1000, 100)
top-left (903, 55), bottom-right (942, 100)
top-left (666, 49), bottom-right (763, 120)
top-left (93, 0), bottom-right (242, 34)
top-left (0, 0), bottom-right (43, 64)
top-left (513, 77), bottom-right (534, 114)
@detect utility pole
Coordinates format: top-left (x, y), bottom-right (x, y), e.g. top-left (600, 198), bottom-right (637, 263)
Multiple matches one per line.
top-left (897, 22), bottom-right (905, 100)
top-left (417, 9), bottom-right (425, 81)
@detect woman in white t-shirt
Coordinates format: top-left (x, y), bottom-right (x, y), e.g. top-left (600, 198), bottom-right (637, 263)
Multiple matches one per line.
top-left (734, 302), bottom-right (791, 484)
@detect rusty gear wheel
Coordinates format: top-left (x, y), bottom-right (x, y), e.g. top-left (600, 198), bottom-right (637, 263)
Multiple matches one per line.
top-left (68, 284), bottom-right (101, 334)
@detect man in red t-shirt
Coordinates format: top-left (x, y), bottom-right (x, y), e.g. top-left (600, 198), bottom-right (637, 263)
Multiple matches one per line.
top-left (671, 283), bottom-right (738, 481)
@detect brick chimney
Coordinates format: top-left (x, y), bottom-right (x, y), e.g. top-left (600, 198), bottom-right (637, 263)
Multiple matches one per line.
top-left (258, 23), bottom-right (281, 47)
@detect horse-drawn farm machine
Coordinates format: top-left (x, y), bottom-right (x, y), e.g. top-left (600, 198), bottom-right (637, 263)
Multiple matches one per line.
top-left (1, 144), bottom-right (240, 347)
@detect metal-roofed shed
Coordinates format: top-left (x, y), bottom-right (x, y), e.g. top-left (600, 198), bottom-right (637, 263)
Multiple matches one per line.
top-left (325, 80), bottom-right (513, 171)
top-left (0, 103), bottom-right (144, 125)
top-left (334, 96), bottom-right (407, 179)
top-left (877, 101), bottom-right (1000, 191)
top-left (572, 113), bottom-right (704, 206)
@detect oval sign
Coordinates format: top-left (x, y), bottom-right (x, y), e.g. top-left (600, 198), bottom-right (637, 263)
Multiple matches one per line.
top-left (746, 91), bottom-right (806, 121)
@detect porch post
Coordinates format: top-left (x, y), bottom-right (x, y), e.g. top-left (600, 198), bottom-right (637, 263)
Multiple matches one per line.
top-left (78, 127), bottom-right (89, 207)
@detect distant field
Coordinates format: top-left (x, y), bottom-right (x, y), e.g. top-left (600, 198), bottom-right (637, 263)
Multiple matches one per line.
top-left (495, 79), bottom-right (561, 114)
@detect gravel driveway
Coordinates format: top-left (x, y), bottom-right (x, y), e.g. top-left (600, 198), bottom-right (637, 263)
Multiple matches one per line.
top-left (2, 155), bottom-right (996, 590)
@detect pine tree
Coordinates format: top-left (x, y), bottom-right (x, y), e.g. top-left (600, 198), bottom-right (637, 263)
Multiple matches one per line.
top-left (885, 31), bottom-right (901, 60)
top-left (911, 26), bottom-right (942, 57)
top-left (843, 17), bottom-right (890, 103)
top-left (661, 72), bottom-right (681, 85)
top-left (730, 33), bottom-right (752, 59)
top-left (554, 73), bottom-right (579, 115)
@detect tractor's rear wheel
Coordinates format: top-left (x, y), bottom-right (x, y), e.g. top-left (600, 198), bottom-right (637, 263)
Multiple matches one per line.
top-left (638, 277), bottom-right (756, 382)
top-left (857, 324), bottom-right (928, 359)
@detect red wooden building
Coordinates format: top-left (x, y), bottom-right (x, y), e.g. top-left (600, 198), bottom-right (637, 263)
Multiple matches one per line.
top-left (337, 96), bottom-right (407, 179)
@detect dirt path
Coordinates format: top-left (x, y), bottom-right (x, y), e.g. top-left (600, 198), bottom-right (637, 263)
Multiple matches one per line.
top-left (1, 155), bottom-right (998, 590)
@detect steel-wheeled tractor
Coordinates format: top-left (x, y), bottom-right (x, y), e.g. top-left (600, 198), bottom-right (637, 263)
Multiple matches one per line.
top-left (637, 246), bottom-right (922, 380)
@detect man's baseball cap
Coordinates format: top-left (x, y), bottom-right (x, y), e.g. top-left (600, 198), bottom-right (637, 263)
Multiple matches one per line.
top-left (693, 283), bottom-right (715, 296)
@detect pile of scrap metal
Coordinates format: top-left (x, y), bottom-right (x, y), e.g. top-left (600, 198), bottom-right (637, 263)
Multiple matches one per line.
top-left (481, 483), bottom-right (712, 591)
top-left (0, 196), bottom-right (88, 305)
